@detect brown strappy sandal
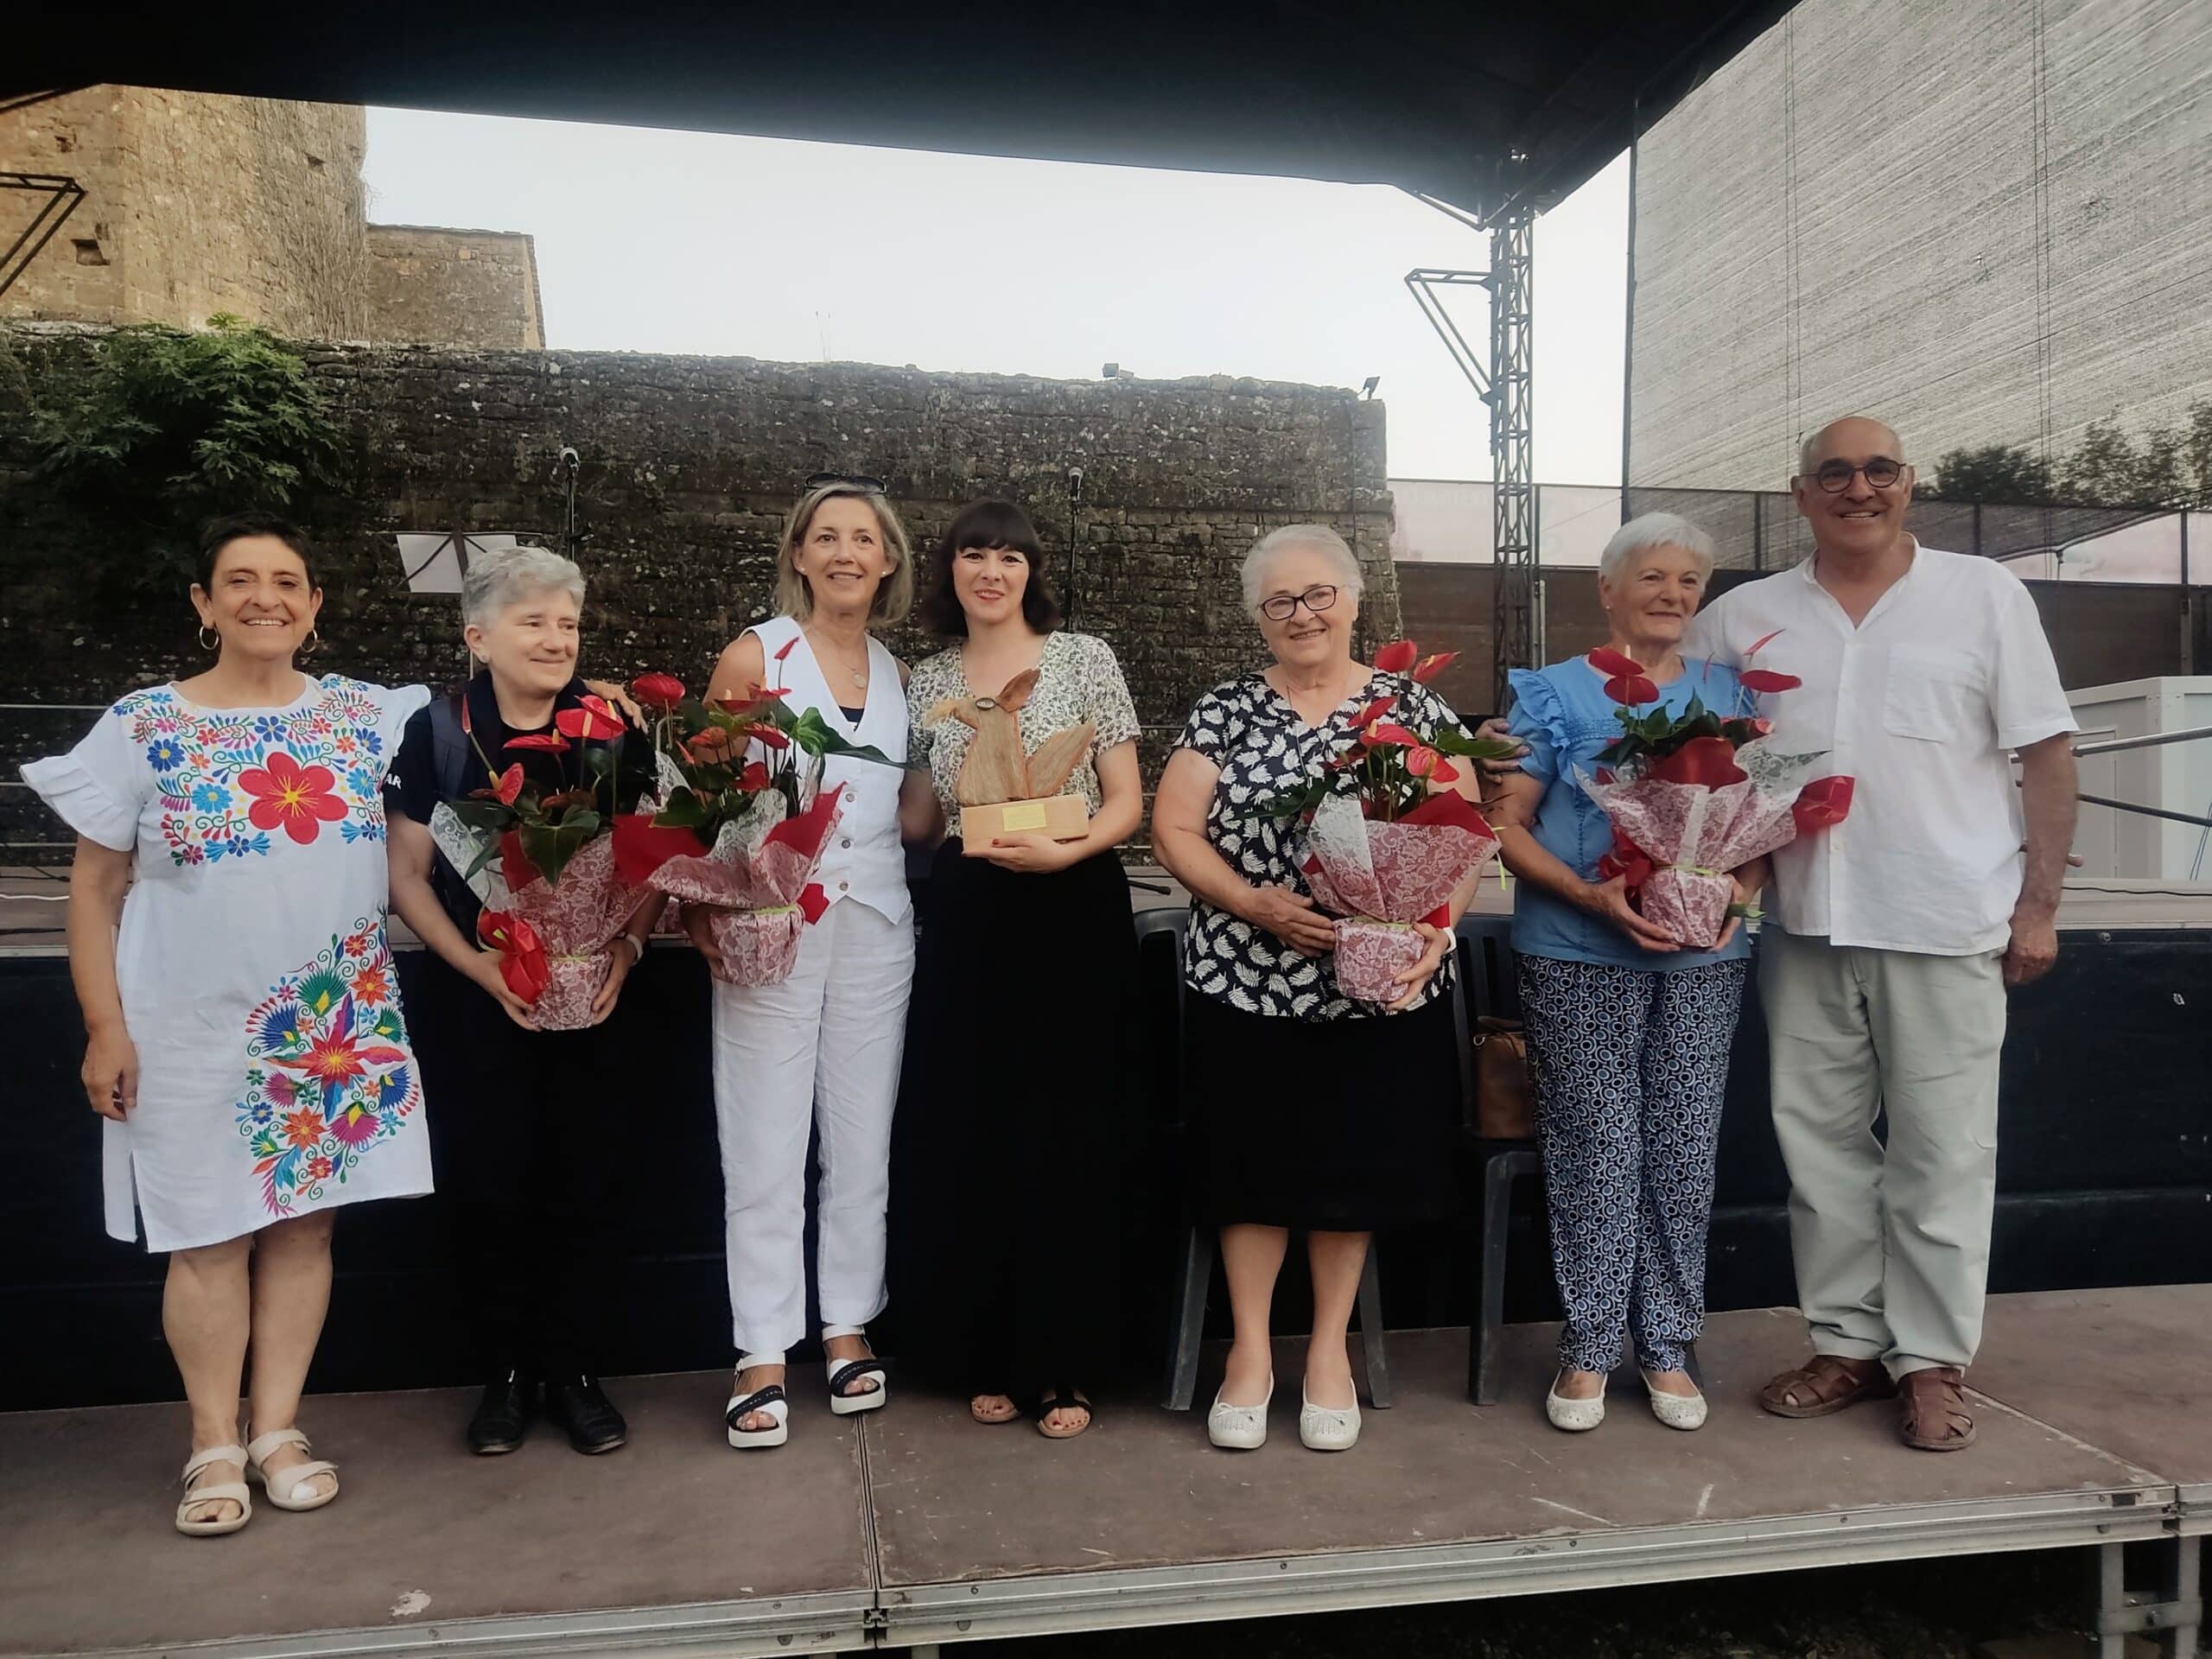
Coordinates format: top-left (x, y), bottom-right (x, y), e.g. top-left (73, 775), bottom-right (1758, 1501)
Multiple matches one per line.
top-left (1758, 1354), bottom-right (1897, 1419)
top-left (1897, 1366), bottom-right (1977, 1452)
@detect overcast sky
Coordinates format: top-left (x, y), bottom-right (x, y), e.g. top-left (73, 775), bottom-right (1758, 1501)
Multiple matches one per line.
top-left (362, 109), bottom-right (1630, 486)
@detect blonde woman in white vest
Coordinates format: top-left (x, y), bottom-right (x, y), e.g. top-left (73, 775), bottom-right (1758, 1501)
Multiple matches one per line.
top-left (690, 475), bottom-right (928, 1448)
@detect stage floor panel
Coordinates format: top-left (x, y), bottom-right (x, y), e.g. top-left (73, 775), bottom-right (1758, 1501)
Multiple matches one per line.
top-left (863, 1310), bottom-right (2170, 1640)
top-left (0, 1371), bottom-right (874, 1659)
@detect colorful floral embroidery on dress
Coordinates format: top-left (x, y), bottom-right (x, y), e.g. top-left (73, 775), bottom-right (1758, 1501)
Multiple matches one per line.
top-left (115, 677), bottom-right (393, 865)
top-left (237, 917), bottom-right (421, 1217)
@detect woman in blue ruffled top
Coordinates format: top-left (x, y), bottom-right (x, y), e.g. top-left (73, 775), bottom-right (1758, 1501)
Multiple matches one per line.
top-left (1487, 512), bottom-right (1765, 1437)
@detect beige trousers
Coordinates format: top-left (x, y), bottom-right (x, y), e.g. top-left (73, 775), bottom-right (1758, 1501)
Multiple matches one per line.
top-left (1758, 929), bottom-right (2007, 1377)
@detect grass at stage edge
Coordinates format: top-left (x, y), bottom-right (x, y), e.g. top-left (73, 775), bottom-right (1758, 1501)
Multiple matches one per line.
top-left (972, 1548), bottom-right (2094, 1657)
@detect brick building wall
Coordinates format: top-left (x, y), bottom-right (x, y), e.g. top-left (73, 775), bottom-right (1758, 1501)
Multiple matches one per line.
top-left (1, 89), bottom-right (368, 338)
top-left (1627, 0), bottom-right (2212, 489)
top-left (0, 329), bottom-right (1395, 842)
top-left (365, 226), bottom-right (546, 349)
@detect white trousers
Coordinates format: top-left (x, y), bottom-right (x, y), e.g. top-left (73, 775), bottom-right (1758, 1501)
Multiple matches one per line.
top-left (710, 897), bottom-right (914, 1358)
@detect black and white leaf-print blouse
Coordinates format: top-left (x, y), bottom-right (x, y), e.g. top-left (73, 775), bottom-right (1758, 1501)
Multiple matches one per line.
top-left (1174, 670), bottom-right (1470, 1021)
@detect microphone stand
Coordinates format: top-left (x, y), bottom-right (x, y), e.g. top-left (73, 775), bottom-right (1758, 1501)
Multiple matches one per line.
top-left (1064, 465), bottom-right (1086, 630)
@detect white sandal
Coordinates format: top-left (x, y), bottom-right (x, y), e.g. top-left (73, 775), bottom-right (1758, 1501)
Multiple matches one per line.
top-left (245, 1427), bottom-right (340, 1512)
top-left (822, 1325), bottom-right (887, 1417)
top-left (728, 1355), bottom-right (791, 1450)
top-left (176, 1444), bottom-right (252, 1537)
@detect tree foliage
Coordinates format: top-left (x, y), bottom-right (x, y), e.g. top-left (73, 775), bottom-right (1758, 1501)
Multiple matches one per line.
top-left (25, 317), bottom-right (341, 590)
top-left (1929, 399), bottom-right (2212, 510)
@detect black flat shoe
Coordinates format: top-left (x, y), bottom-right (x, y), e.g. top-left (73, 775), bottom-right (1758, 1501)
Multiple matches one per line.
top-left (545, 1375), bottom-right (627, 1455)
top-left (467, 1368), bottom-right (538, 1455)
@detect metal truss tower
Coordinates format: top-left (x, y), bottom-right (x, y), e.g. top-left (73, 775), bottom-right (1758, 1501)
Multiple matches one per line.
top-left (1404, 197), bottom-right (1536, 711)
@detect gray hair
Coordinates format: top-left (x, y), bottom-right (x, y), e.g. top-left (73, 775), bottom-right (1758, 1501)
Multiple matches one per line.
top-left (1598, 512), bottom-right (1717, 586)
top-left (462, 544), bottom-right (587, 627)
top-left (1241, 524), bottom-right (1364, 615)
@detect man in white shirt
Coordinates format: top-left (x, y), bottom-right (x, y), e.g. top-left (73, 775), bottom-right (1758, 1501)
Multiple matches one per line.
top-left (1685, 416), bottom-right (2078, 1452)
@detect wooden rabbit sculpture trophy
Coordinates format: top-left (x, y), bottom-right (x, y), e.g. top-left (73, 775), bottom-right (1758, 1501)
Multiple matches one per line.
top-left (926, 668), bottom-right (1095, 842)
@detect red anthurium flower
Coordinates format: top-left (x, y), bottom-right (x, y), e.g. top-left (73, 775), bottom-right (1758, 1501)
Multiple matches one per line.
top-left (238, 752), bottom-right (349, 845)
top-left (772, 637), bottom-right (798, 663)
top-left (555, 694), bottom-right (626, 742)
top-left (632, 672), bottom-right (686, 710)
top-left (476, 908), bottom-right (550, 1003)
top-left (688, 726), bottom-right (734, 758)
top-left (1745, 628), bottom-right (1786, 660)
top-left (1404, 746), bottom-right (1461, 785)
top-left (1603, 673), bottom-right (1661, 707)
top-left (1374, 640), bottom-right (1420, 673)
top-left (738, 761), bottom-right (772, 791)
top-left (505, 731), bottom-right (572, 753)
top-left (1411, 651), bottom-right (1459, 683)
top-left (1587, 646), bottom-right (1647, 679)
top-left (1361, 721), bottom-right (1420, 749)
top-left (470, 763), bottom-right (524, 806)
top-left (1648, 735), bottom-right (1747, 789)
top-left (1750, 717), bottom-right (1774, 736)
top-left (1348, 694), bottom-right (1397, 730)
top-left (752, 725), bottom-right (791, 750)
top-left (1739, 668), bottom-right (1802, 694)
top-left (1792, 775), bottom-right (1855, 832)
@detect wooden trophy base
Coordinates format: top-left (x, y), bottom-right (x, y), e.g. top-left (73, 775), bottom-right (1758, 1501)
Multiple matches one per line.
top-left (962, 794), bottom-right (1090, 845)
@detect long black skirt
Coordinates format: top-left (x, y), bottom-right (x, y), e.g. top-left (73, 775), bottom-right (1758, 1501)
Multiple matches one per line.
top-left (890, 840), bottom-right (1138, 1393)
top-left (1186, 990), bottom-right (1459, 1232)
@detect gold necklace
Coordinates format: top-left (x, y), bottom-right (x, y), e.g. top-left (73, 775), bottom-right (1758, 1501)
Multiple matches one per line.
top-left (806, 626), bottom-right (869, 690)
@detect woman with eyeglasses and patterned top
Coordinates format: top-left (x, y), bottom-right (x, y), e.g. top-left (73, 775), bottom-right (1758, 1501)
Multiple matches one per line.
top-left (891, 499), bottom-right (1144, 1440)
top-left (692, 475), bottom-right (933, 1450)
top-left (1152, 524), bottom-right (1484, 1455)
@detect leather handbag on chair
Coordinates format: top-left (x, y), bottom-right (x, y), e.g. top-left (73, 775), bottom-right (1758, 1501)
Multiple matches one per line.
top-left (1472, 1015), bottom-right (1535, 1141)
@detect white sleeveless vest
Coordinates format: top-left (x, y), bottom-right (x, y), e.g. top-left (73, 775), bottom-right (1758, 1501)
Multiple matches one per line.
top-left (747, 615), bottom-right (912, 926)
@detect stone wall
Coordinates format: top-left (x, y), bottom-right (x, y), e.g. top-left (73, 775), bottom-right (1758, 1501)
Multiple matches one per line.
top-left (0, 328), bottom-right (1395, 845)
top-left (365, 226), bottom-right (546, 350)
top-left (1, 89), bottom-right (369, 338)
top-left (1628, 0), bottom-right (2212, 489)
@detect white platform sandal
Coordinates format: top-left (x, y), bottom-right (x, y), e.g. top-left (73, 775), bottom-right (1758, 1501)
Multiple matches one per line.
top-left (245, 1427), bottom-right (339, 1512)
top-left (728, 1354), bottom-right (791, 1450)
top-left (176, 1444), bottom-right (252, 1537)
top-left (822, 1325), bottom-right (887, 1417)
top-left (1206, 1376), bottom-right (1273, 1450)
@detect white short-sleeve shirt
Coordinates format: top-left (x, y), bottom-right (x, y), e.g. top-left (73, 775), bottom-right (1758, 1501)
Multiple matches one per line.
top-left (1685, 542), bottom-right (2075, 956)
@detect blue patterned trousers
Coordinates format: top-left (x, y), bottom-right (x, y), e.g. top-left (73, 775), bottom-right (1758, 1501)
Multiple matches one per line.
top-left (1518, 955), bottom-right (1750, 1374)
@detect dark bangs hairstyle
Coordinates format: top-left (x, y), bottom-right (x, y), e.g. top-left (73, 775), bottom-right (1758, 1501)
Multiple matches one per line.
top-left (197, 512), bottom-right (317, 591)
top-left (918, 498), bottom-right (1065, 638)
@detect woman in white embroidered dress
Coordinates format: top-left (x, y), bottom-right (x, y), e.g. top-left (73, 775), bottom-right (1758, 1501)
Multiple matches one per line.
top-left (23, 515), bottom-right (432, 1535)
top-left (689, 476), bottom-right (931, 1448)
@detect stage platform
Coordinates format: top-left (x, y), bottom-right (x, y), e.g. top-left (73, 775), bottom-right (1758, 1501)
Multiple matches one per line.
top-left (3, 1287), bottom-right (2205, 1658)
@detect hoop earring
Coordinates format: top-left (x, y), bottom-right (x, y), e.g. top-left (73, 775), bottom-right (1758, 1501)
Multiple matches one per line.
top-left (197, 626), bottom-right (219, 652)
top-left (300, 628), bottom-right (321, 659)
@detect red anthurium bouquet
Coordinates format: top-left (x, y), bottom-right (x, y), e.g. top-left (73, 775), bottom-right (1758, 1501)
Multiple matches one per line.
top-left (610, 646), bottom-right (900, 987)
top-left (1269, 640), bottom-right (1512, 1006)
top-left (436, 690), bottom-right (658, 1029)
top-left (1580, 632), bottom-right (1853, 948)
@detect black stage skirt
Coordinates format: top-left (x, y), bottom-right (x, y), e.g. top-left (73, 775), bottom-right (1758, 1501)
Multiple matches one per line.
top-left (891, 839), bottom-right (1138, 1393)
top-left (1186, 990), bottom-right (1459, 1232)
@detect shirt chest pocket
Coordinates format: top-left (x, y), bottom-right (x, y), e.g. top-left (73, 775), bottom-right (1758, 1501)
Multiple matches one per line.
top-left (1883, 645), bottom-right (1981, 742)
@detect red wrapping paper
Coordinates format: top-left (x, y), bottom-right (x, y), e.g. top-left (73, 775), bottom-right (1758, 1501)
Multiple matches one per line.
top-left (1301, 791), bottom-right (1499, 1006)
top-left (622, 784), bottom-right (847, 988)
top-left (493, 835), bottom-right (639, 1030)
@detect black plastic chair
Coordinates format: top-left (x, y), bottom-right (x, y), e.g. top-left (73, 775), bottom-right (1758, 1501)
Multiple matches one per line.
top-left (1454, 912), bottom-right (1541, 1406)
top-left (1137, 904), bottom-right (1389, 1412)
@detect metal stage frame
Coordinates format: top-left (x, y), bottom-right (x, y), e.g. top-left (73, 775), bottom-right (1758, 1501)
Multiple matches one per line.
top-left (2, 1291), bottom-right (2204, 1659)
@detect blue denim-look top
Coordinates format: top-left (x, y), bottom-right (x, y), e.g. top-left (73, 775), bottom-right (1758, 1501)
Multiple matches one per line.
top-left (1505, 655), bottom-right (1753, 973)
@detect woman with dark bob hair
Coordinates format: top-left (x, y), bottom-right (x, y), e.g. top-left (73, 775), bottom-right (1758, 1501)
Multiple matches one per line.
top-left (893, 499), bottom-right (1143, 1438)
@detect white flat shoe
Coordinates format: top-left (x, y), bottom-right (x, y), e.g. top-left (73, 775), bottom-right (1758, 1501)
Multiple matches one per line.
top-left (245, 1427), bottom-right (338, 1512)
top-left (728, 1359), bottom-right (791, 1449)
top-left (176, 1444), bottom-right (251, 1537)
top-left (1546, 1372), bottom-right (1607, 1432)
top-left (824, 1327), bottom-right (887, 1416)
top-left (1298, 1384), bottom-right (1361, 1452)
top-left (1642, 1370), bottom-right (1708, 1431)
top-left (1207, 1376), bottom-right (1273, 1450)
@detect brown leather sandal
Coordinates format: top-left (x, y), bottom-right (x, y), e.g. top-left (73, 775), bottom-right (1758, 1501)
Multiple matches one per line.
top-left (1897, 1366), bottom-right (1977, 1452)
top-left (1758, 1354), bottom-right (1897, 1419)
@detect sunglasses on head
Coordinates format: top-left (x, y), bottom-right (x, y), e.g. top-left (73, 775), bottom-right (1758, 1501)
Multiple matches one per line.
top-left (805, 471), bottom-right (887, 493)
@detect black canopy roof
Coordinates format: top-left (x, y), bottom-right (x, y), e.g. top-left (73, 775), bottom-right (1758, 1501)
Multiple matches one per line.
top-left (9, 2), bottom-right (1789, 219)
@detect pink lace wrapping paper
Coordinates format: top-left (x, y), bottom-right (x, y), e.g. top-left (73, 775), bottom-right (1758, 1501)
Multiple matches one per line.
top-left (648, 790), bottom-right (845, 988)
top-left (1302, 794), bottom-right (1499, 1007)
top-left (504, 836), bottom-right (638, 1031)
top-left (1579, 751), bottom-right (1812, 950)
